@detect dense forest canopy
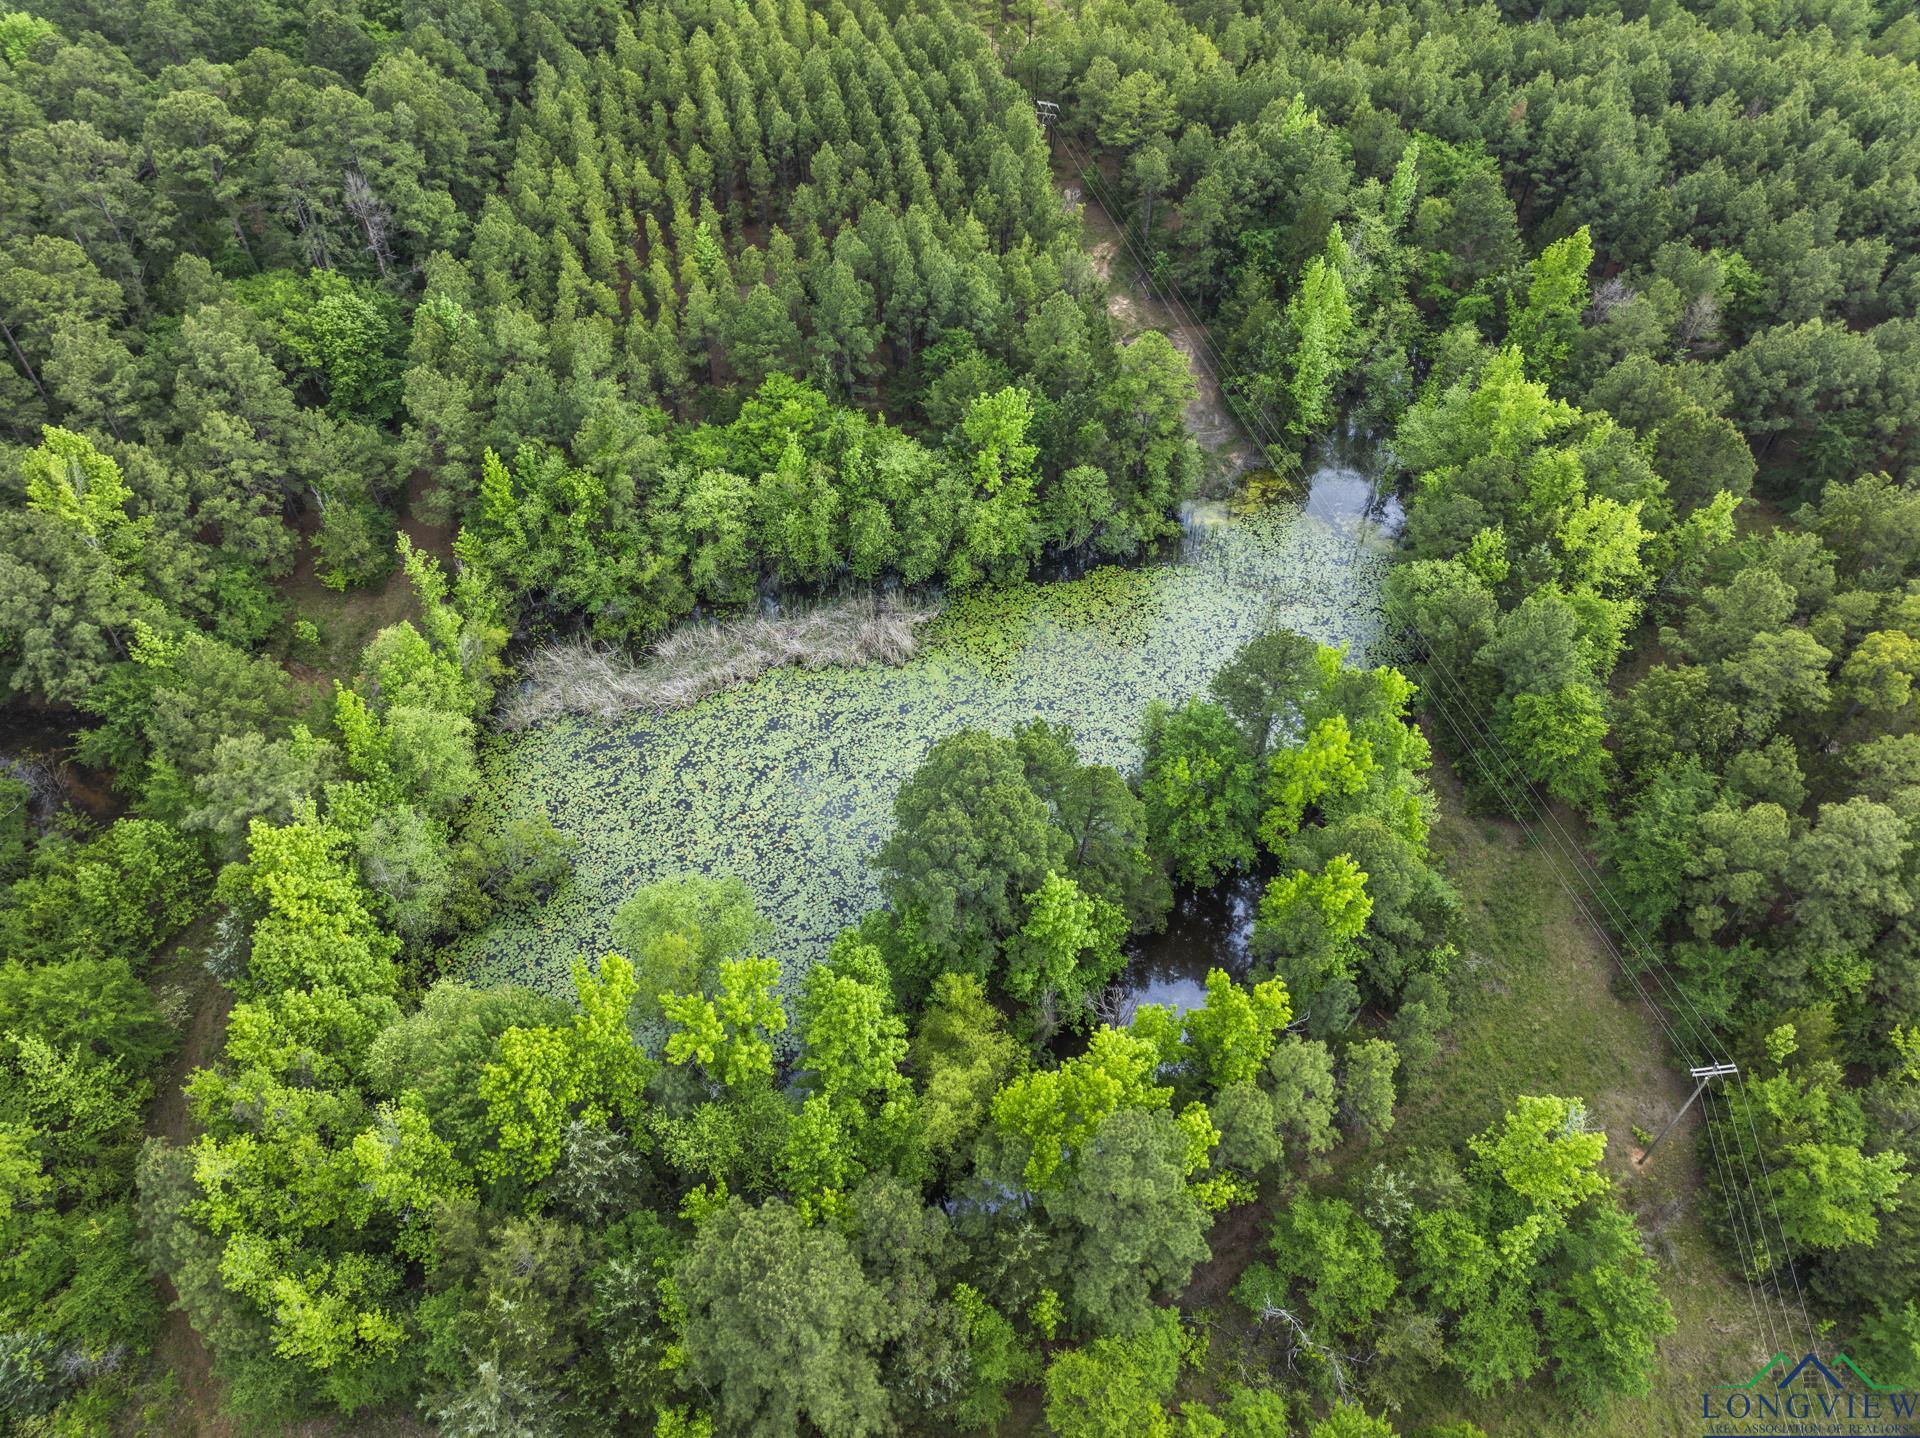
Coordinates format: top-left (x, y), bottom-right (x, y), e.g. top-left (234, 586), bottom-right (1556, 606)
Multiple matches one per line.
top-left (1035, 0), bottom-right (1920, 465)
top-left (2, 0), bottom-right (1919, 1431)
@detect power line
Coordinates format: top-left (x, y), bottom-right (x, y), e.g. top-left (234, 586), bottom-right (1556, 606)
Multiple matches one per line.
top-left (1413, 643), bottom-right (1817, 1346)
top-left (1054, 133), bottom-right (1287, 461)
top-left (1639, 1064), bottom-right (1739, 1164)
top-left (1057, 123), bottom-right (1818, 1351)
top-left (1414, 656), bottom-right (1806, 1353)
top-left (1701, 1080), bottom-right (1783, 1356)
top-left (1413, 649), bottom-right (1817, 1351)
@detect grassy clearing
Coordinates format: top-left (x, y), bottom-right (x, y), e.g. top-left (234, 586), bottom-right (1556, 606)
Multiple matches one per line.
top-left (1004, 744), bottom-right (1786, 1437)
top-left (278, 555), bottom-right (423, 692)
top-left (277, 475), bottom-right (452, 690)
top-left (1377, 746), bottom-right (1785, 1435)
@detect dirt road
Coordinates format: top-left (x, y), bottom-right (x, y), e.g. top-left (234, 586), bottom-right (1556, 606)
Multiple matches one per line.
top-left (1058, 152), bottom-right (1265, 480)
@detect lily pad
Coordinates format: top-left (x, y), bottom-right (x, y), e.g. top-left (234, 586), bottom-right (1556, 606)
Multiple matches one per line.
top-left (450, 473), bottom-right (1398, 998)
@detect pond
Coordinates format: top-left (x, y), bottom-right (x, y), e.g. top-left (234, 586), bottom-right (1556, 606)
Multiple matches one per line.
top-left (1108, 874), bottom-right (1263, 1019)
top-left (452, 431), bottom-right (1402, 999)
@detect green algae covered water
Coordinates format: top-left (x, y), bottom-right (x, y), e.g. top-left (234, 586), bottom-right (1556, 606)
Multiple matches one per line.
top-left (453, 444), bottom-right (1400, 997)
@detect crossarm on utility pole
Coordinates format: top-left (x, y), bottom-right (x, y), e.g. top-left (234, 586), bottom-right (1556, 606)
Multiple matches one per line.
top-left (1636, 1063), bottom-right (1739, 1166)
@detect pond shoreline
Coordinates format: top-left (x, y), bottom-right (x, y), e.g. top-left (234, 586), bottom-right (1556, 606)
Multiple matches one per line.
top-left (452, 436), bottom-right (1401, 1000)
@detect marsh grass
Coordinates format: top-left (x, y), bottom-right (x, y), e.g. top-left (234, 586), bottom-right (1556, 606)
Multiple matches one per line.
top-left (503, 592), bottom-right (936, 728)
top-left (456, 501), bottom-right (1390, 993)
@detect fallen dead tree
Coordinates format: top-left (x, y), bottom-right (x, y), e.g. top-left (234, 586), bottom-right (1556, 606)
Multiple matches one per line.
top-left (501, 591), bottom-right (935, 728)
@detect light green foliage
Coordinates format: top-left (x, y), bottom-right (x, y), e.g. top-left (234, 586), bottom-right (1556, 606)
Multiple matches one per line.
top-left (1508, 227), bottom-right (1593, 385)
top-left (1255, 855), bottom-right (1374, 982)
top-left (364, 983), bottom-right (569, 1173)
top-left (1211, 1384), bottom-right (1294, 1437)
top-left (956, 386), bottom-right (1041, 584)
top-left (1538, 1205), bottom-right (1675, 1411)
top-left (0, 10), bottom-right (57, 65)
top-left (479, 953), bottom-right (652, 1192)
top-left (1404, 1096), bottom-right (1671, 1405)
top-left (333, 676), bottom-right (478, 820)
top-left (1024, 1289), bottom-right (1063, 1342)
top-left (798, 946), bottom-right (907, 1102)
top-left (948, 1282), bottom-right (1039, 1430)
top-left (1720, 1054), bottom-right (1907, 1258)
top-left (1004, 870), bottom-right (1128, 1025)
top-left (1182, 970), bottom-right (1294, 1089)
top-left (1308, 1405), bottom-right (1400, 1438)
top-left (0, 1120), bottom-right (50, 1249)
top-left (1500, 687), bottom-right (1612, 808)
top-left (911, 974), bottom-right (1024, 1177)
top-left (20, 426), bottom-right (144, 559)
top-left (319, 559), bottom-right (506, 942)
top-left (990, 1026), bottom-right (1169, 1189)
top-left (661, 956), bottom-right (787, 1091)
top-left (1397, 348), bottom-right (1576, 479)
top-left (180, 813), bottom-right (413, 1406)
top-left (1043, 1307), bottom-right (1193, 1438)
top-left (1389, 341), bottom-right (1659, 813)
top-left (1561, 495), bottom-right (1650, 599)
top-left (349, 1096), bottom-right (472, 1261)
top-left (611, 873), bottom-right (765, 1021)
top-left (1260, 716), bottom-right (1379, 852)
top-left (1285, 244), bottom-right (1356, 437)
top-left (1236, 1196), bottom-right (1396, 1339)
top-left (397, 536), bottom-right (507, 715)
top-left (1339, 1038), bottom-right (1400, 1144)
top-left (1466, 1095), bottom-right (1607, 1217)
top-left (217, 814), bottom-right (400, 1062)
top-left (0, 817), bottom-right (206, 966)
top-left (1198, 640), bottom-right (1452, 1032)
top-left (787, 945), bottom-right (919, 1193)
top-left (1839, 629), bottom-right (1920, 715)
top-left (359, 618), bottom-right (472, 720)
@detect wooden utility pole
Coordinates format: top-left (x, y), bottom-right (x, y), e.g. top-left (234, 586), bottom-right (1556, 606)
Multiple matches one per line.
top-left (1636, 1062), bottom-right (1739, 1165)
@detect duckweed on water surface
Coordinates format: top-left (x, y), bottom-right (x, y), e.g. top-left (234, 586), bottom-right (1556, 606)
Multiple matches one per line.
top-left (454, 484), bottom-right (1397, 997)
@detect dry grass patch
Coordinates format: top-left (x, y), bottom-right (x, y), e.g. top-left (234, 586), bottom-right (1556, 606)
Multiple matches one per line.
top-left (502, 592), bottom-right (936, 728)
